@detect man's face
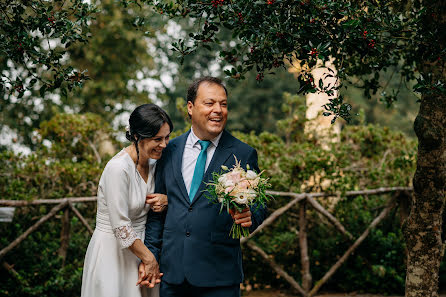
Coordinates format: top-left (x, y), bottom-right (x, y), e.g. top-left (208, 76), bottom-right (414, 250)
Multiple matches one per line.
top-left (187, 82), bottom-right (228, 140)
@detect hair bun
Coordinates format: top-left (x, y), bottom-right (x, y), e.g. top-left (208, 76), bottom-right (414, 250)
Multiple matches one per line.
top-left (125, 131), bottom-right (133, 142)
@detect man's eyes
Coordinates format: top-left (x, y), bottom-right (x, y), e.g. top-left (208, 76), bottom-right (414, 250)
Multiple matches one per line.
top-left (204, 101), bottom-right (227, 106)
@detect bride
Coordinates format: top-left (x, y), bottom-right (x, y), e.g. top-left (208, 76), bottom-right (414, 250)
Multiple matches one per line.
top-left (81, 104), bottom-right (173, 297)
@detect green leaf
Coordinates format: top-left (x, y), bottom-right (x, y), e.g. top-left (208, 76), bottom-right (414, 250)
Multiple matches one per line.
top-left (39, 85), bottom-right (47, 97)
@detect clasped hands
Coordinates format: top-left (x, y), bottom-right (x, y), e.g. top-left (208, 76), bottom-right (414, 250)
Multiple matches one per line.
top-left (146, 193), bottom-right (167, 212)
top-left (136, 258), bottom-right (163, 288)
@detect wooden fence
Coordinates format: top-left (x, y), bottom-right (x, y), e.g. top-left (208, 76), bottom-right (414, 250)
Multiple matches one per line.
top-left (0, 186), bottom-right (412, 296)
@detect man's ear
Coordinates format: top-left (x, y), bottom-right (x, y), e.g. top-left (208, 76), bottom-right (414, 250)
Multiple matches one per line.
top-left (187, 101), bottom-right (193, 118)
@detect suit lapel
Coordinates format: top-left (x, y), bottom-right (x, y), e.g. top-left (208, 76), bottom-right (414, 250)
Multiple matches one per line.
top-left (191, 130), bottom-right (234, 205)
top-left (171, 131), bottom-right (190, 204)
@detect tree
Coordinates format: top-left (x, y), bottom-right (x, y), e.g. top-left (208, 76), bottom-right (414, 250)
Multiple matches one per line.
top-left (0, 0), bottom-right (95, 96)
top-left (0, 0), bottom-right (96, 146)
top-left (0, 0), bottom-right (163, 147)
top-left (67, 0), bottom-right (164, 120)
top-left (145, 1), bottom-right (445, 296)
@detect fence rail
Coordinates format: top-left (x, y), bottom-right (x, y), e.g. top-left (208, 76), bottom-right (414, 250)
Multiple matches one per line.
top-left (0, 186), bottom-right (413, 296)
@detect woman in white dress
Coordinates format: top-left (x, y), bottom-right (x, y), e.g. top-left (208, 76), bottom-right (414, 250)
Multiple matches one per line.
top-left (81, 104), bottom-right (173, 297)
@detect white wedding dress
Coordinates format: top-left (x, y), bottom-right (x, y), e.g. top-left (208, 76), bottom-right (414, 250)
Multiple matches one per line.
top-left (81, 150), bottom-right (159, 297)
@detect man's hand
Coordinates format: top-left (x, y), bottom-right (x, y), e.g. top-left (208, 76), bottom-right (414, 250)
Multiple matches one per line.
top-left (229, 207), bottom-right (252, 228)
top-left (137, 255), bottom-right (163, 288)
top-left (146, 193), bottom-right (168, 212)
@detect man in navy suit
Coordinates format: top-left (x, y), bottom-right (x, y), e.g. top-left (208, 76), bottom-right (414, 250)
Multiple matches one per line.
top-left (144, 76), bottom-right (267, 297)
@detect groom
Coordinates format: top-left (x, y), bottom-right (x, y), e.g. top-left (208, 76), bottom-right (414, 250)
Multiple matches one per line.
top-left (144, 76), bottom-right (267, 297)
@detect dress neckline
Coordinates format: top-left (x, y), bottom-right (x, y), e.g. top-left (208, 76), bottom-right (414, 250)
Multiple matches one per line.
top-left (121, 149), bottom-right (149, 186)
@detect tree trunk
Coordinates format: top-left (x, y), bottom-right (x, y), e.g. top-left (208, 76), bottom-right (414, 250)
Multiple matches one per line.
top-left (404, 91), bottom-right (445, 297)
top-left (404, 2), bottom-right (446, 296)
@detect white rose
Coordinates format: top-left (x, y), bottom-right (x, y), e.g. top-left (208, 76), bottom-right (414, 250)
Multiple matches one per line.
top-left (246, 170), bottom-right (258, 180)
top-left (218, 175), bottom-right (227, 185)
top-left (245, 189), bottom-right (257, 202)
top-left (218, 175), bottom-right (232, 188)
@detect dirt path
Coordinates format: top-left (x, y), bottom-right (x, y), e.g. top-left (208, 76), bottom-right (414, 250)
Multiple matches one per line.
top-left (243, 290), bottom-right (446, 297)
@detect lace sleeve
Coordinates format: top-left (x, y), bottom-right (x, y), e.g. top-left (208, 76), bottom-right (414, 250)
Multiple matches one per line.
top-left (113, 223), bottom-right (140, 249)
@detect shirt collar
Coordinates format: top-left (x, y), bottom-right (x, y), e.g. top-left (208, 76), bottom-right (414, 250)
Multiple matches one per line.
top-left (190, 126), bottom-right (223, 148)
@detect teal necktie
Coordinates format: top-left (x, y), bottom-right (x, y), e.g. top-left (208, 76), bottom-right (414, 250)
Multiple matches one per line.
top-left (189, 140), bottom-right (211, 201)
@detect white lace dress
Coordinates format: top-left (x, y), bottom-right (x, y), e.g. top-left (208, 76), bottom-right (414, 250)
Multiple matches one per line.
top-left (81, 150), bottom-right (159, 297)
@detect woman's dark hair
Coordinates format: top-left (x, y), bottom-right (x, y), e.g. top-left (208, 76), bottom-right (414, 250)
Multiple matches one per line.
top-left (125, 104), bottom-right (173, 166)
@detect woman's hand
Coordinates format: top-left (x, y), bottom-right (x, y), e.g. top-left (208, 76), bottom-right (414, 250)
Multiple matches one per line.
top-left (146, 193), bottom-right (168, 212)
top-left (137, 260), bottom-right (163, 288)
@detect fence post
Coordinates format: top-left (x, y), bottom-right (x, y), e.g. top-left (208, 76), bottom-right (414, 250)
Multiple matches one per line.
top-left (299, 199), bottom-right (312, 293)
top-left (0, 201), bottom-right (68, 261)
top-left (58, 206), bottom-right (71, 266)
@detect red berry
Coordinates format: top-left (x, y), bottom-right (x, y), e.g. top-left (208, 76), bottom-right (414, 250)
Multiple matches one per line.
top-left (14, 85), bottom-right (24, 93)
top-left (362, 30), bottom-right (368, 38)
top-left (211, 0), bottom-right (224, 7)
top-left (237, 12), bottom-right (244, 22)
top-left (256, 73), bottom-right (264, 81)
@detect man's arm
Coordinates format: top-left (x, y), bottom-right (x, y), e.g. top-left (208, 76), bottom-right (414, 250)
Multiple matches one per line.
top-left (144, 155), bottom-right (167, 262)
top-left (246, 148), bottom-right (268, 232)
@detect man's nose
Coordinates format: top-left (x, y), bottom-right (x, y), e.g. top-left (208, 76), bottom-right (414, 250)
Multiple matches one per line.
top-left (213, 103), bottom-right (222, 113)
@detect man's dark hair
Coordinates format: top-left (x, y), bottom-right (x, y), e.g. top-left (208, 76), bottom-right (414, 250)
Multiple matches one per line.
top-left (186, 76), bottom-right (228, 104)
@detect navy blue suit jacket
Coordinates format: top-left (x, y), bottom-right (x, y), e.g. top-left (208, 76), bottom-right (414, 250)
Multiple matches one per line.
top-left (144, 130), bottom-right (267, 287)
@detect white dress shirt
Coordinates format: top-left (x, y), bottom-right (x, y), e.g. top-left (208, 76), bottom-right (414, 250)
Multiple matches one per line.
top-left (182, 127), bottom-right (223, 195)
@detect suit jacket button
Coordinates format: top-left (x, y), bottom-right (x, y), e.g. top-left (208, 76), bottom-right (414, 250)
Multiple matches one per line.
top-left (188, 207), bottom-right (193, 212)
top-left (186, 231), bottom-right (191, 237)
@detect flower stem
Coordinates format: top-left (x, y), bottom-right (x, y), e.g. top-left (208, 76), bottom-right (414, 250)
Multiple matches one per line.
top-left (230, 223), bottom-right (250, 239)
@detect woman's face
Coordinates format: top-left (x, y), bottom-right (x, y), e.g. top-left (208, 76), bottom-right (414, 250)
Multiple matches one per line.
top-left (138, 122), bottom-right (171, 161)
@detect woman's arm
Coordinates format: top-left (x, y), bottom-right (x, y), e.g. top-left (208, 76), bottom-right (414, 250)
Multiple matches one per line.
top-left (129, 239), bottom-right (162, 287)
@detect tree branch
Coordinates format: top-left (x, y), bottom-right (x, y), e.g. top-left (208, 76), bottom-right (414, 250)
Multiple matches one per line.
top-left (246, 241), bottom-right (306, 296)
top-left (308, 197), bottom-right (397, 296)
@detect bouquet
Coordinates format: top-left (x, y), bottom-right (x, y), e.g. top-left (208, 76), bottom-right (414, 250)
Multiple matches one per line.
top-left (206, 156), bottom-right (271, 239)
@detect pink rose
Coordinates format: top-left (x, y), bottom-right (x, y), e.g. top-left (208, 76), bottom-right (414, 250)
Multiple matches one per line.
top-left (226, 169), bottom-right (243, 184)
top-left (225, 186), bottom-right (235, 194)
top-left (238, 179), bottom-right (250, 189)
